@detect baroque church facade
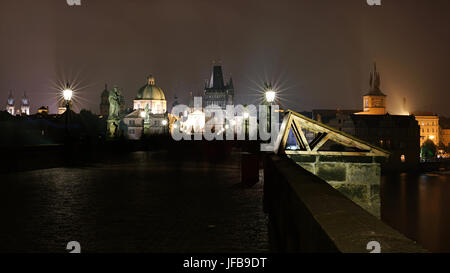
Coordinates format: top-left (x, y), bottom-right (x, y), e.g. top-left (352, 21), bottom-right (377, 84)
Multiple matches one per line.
top-left (117, 75), bottom-right (169, 139)
top-left (5, 91), bottom-right (30, 116)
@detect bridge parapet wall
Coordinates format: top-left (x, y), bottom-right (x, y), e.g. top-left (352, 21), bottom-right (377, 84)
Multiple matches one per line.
top-left (263, 154), bottom-right (426, 253)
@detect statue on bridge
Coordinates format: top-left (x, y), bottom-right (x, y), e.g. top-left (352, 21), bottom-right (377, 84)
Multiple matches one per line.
top-left (108, 87), bottom-right (124, 120)
top-left (107, 86), bottom-right (125, 138)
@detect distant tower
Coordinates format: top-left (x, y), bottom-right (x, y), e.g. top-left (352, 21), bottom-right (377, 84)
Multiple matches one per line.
top-left (6, 91), bottom-right (15, 115)
top-left (20, 92), bottom-right (30, 115)
top-left (362, 63), bottom-right (387, 115)
top-left (204, 65), bottom-right (234, 109)
top-left (100, 84), bottom-right (110, 117)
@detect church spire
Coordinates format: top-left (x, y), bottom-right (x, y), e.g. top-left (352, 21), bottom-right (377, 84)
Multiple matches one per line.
top-left (7, 90), bottom-right (14, 106)
top-left (22, 91), bottom-right (29, 106)
top-left (208, 65), bottom-right (225, 89)
top-left (369, 62), bottom-right (381, 90)
top-left (228, 77), bottom-right (234, 89)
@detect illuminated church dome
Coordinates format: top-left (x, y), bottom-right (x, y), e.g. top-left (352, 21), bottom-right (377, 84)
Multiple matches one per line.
top-left (136, 75), bottom-right (166, 101)
top-left (133, 75), bottom-right (167, 114)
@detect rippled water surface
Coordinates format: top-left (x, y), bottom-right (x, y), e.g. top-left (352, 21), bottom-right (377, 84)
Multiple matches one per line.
top-left (382, 171), bottom-right (450, 252)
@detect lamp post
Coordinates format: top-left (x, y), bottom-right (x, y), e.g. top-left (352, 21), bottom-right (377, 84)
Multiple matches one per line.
top-left (243, 109), bottom-right (249, 139)
top-left (62, 83), bottom-right (73, 139)
top-left (264, 82), bottom-right (276, 133)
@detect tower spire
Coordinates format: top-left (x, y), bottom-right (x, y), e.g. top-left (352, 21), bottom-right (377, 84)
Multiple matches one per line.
top-left (369, 62), bottom-right (381, 90)
top-left (374, 62), bottom-right (380, 90)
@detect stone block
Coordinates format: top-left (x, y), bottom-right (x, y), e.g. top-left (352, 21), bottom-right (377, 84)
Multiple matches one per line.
top-left (346, 164), bottom-right (380, 184)
top-left (316, 163), bottom-right (346, 182)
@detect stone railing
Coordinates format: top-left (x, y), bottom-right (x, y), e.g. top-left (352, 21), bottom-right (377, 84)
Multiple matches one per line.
top-left (263, 154), bottom-right (427, 253)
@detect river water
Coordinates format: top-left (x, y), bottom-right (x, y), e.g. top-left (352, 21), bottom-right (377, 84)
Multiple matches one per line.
top-left (381, 171), bottom-right (450, 252)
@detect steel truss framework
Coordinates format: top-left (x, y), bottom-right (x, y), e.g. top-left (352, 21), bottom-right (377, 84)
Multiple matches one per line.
top-left (274, 110), bottom-right (390, 158)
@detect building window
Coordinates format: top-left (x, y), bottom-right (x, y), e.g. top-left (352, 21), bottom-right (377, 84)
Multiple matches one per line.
top-left (129, 120), bottom-right (135, 126)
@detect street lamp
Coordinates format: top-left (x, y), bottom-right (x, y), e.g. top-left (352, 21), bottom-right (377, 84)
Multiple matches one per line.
top-left (62, 82), bottom-right (73, 143)
top-left (265, 90), bottom-right (276, 104)
top-left (263, 82), bottom-right (276, 133)
top-left (63, 86), bottom-right (73, 102)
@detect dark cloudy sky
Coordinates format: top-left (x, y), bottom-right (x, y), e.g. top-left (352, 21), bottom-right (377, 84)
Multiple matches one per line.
top-left (1, 0), bottom-right (449, 116)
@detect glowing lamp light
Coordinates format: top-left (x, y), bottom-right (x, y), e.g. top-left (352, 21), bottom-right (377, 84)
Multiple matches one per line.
top-left (429, 135), bottom-right (435, 140)
top-left (63, 88), bottom-right (73, 101)
top-left (140, 111), bottom-right (146, 118)
top-left (243, 112), bottom-right (250, 119)
top-left (265, 90), bottom-right (276, 103)
top-left (161, 119), bottom-right (168, 126)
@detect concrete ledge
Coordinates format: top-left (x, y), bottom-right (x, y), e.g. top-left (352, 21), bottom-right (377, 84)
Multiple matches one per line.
top-left (263, 155), bottom-right (427, 253)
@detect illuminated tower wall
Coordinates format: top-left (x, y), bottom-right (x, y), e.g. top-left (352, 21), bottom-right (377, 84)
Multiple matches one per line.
top-left (6, 91), bottom-right (15, 115)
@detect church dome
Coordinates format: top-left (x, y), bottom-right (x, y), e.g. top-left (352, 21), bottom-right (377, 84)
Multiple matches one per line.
top-left (136, 75), bottom-right (166, 100)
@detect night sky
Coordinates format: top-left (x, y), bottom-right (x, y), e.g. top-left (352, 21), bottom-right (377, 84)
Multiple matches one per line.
top-left (1, 0), bottom-right (449, 116)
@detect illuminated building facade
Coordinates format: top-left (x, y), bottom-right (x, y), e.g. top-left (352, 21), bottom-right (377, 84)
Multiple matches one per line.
top-left (5, 91), bottom-right (31, 116)
top-left (133, 75), bottom-right (167, 113)
top-left (441, 129), bottom-right (450, 148)
top-left (37, 106), bottom-right (49, 114)
top-left (6, 91), bottom-right (14, 115)
top-left (414, 113), bottom-right (439, 146)
top-left (20, 92), bottom-right (30, 115)
top-left (356, 63), bottom-right (387, 116)
top-left (123, 75), bottom-right (168, 139)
